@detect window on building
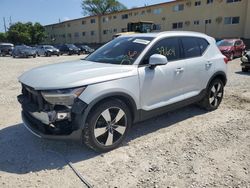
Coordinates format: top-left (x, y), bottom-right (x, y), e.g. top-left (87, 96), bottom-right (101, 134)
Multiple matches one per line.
top-left (103, 17), bottom-right (109, 23)
top-left (91, 31), bottom-right (95, 36)
top-left (141, 37), bottom-right (181, 64)
top-left (90, 19), bottom-right (96, 24)
top-left (121, 28), bottom-right (127, 32)
top-left (153, 8), bottom-right (162, 14)
top-left (195, 1), bottom-right (201, 6)
top-left (122, 14), bottom-right (128, 19)
top-left (67, 23), bottom-right (71, 27)
top-left (82, 20), bottom-right (86, 25)
top-left (62, 34), bottom-right (65, 38)
top-left (67, 33), bottom-right (71, 38)
top-left (224, 16), bottom-right (240, 24)
top-left (155, 24), bottom-right (162, 30)
top-left (74, 32), bottom-right (79, 37)
top-left (207, 0), bottom-right (213, 4)
top-left (129, 12), bottom-right (133, 16)
top-left (103, 30), bottom-right (108, 35)
top-left (82, 32), bottom-right (86, 36)
top-left (181, 37), bottom-right (202, 58)
top-left (194, 20), bottom-right (200, 25)
top-left (173, 4), bottom-right (184, 12)
top-left (113, 28), bottom-right (117, 33)
top-left (172, 22), bottom-right (183, 29)
top-left (147, 9), bottom-right (151, 13)
top-left (227, 0), bottom-right (241, 3)
top-left (141, 11), bottom-right (145, 15)
top-left (205, 19), bottom-right (212, 24)
top-left (134, 12), bottom-right (138, 16)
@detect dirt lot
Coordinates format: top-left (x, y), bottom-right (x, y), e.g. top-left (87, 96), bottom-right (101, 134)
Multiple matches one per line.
top-left (0, 55), bottom-right (249, 188)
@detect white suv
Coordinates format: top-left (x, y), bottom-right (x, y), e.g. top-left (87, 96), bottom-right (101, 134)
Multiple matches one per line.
top-left (18, 31), bottom-right (227, 152)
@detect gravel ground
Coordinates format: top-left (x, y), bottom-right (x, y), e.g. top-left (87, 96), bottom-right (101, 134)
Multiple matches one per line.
top-left (0, 55), bottom-right (249, 188)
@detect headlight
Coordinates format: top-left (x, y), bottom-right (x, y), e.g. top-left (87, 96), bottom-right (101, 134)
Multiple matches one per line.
top-left (41, 87), bottom-right (86, 106)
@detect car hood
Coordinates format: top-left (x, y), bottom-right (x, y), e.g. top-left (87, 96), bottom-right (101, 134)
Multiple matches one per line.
top-left (218, 46), bottom-right (233, 51)
top-left (18, 60), bottom-right (137, 90)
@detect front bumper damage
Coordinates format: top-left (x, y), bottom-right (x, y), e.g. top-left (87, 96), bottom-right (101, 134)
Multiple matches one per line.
top-left (17, 84), bottom-right (87, 140)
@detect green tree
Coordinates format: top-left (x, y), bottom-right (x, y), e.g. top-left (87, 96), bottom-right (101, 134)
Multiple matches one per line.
top-left (0, 32), bottom-right (8, 42)
top-left (7, 22), bottom-right (45, 45)
top-left (82, 0), bottom-right (127, 15)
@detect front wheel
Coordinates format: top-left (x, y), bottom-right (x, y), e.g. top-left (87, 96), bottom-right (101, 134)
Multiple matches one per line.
top-left (199, 79), bottom-right (224, 111)
top-left (83, 99), bottom-right (132, 152)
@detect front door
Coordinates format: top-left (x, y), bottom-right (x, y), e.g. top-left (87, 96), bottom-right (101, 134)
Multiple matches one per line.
top-left (138, 37), bottom-right (187, 111)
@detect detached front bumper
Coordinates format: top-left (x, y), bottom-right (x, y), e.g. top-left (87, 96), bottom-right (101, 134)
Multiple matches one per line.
top-left (17, 86), bottom-right (87, 140)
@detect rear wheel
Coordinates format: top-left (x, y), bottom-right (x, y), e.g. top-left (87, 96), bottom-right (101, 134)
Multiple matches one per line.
top-left (199, 79), bottom-right (224, 111)
top-left (83, 99), bottom-right (132, 152)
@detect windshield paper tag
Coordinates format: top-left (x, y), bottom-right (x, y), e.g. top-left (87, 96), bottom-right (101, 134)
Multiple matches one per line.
top-left (133, 39), bottom-right (150, 45)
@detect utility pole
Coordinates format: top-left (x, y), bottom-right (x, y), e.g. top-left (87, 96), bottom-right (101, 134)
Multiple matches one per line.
top-left (9, 16), bottom-right (12, 26)
top-left (3, 17), bottom-right (7, 32)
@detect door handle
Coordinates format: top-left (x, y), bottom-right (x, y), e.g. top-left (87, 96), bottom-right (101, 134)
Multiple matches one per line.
top-left (206, 61), bottom-right (213, 68)
top-left (175, 68), bottom-right (184, 74)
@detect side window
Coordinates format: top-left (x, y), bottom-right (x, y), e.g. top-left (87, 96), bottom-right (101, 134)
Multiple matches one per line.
top-left (235, 40), bottom-right (241, 46)
top-left (141, 37), bottom-right (181, 64)
top-left (181, 37), bottom-right (201, 58)
top-left (196, 38), bottom-right (209, 54)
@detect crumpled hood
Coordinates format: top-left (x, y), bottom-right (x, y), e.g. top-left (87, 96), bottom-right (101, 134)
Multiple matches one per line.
top-left (18, 60), bottom-right (137, 90)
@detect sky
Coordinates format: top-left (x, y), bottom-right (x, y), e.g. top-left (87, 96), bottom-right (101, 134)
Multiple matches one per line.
top-left (0, 0), bottom-right (173, 32)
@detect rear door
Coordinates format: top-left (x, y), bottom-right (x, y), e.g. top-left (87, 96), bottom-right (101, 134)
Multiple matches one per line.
top-left (180, 37), bottom-right (212, 99)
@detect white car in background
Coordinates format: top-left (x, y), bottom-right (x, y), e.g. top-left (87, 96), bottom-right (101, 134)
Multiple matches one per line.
top-left (18, 31), bottom-right (227, 152)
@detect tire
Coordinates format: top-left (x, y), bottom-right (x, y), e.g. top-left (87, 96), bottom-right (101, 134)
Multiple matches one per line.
top-left (242, 67), bottom-right (248, 72)
top-left (83, 99), bottom-right (132, 152)
top-left (199, 79), bottom-right (224, 111)
top-left (33, 54), bottom-right (36, 58)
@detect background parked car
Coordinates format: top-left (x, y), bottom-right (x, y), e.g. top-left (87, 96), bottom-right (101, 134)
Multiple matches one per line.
top-left (217, 39), bottom-right (246, 60)
top-left (36, 45), bottom-right (60, 56)
top-left (0, 43), bottom-right (14, 56)
top-left (76, 45), bottom-right (94, 54)
top-left (241, 50), bottom-right (250, 72)
top-left (58, 44), bottom-right (80, 55)
top-left (12, 45), bottom-right (37, 58)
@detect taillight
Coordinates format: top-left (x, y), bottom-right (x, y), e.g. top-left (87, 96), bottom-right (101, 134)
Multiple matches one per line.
top-left (224, 57), bottom-right (229, 64)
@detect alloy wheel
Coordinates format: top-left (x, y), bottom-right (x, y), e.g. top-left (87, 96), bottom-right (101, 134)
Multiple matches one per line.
top-left (209, 82), bottom-right (223, 107)
top-left (94, 107), bottom-right (127, 146)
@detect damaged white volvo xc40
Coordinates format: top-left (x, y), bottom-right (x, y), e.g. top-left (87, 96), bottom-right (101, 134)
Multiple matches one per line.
top-left (18, 31), bottom-right (227, 152)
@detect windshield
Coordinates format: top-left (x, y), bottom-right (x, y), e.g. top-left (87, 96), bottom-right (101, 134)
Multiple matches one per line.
top-left (217, 40), bottom-right (234, 46)
top-left (85, 36), bottom-right (153, 65)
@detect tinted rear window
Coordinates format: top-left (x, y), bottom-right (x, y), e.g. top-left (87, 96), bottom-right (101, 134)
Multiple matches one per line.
top-left (181, 37), bottom-right (201, 58)
top-left (181, 37), bottom-right (209, 58)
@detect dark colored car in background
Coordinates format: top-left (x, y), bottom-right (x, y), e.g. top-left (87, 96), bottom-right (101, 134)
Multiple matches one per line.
top-left (0, 43), bottom-right (14, 56)
top-left (217, 39), bottom-right (246, 60)
top-left (12, 45), bottom-right (37, 58)
top-left (36, 45), bottom-right (60, 56)
top-left (76, 45), bottom-right (94, 54)
top-left (241, 50), bottom-right (250, 72)
top-left (58, 44), bottom-right (80, 55)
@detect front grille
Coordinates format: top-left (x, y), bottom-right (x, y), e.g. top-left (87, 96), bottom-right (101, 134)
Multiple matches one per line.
top-left (22, 84), bottom-right (45, 111)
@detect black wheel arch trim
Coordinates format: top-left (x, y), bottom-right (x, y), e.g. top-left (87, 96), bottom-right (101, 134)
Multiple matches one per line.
top-left (207, 71), bottom-right (227, 89)
top-left (79, 92), bottom-right (139, 130)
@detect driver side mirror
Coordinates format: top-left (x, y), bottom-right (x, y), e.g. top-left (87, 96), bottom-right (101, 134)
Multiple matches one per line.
top-left (149, 54), bottom-right (168, 68)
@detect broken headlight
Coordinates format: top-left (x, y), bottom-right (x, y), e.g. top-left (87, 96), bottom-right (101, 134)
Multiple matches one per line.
top-left (41, 87), bottom-right (86, 106)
